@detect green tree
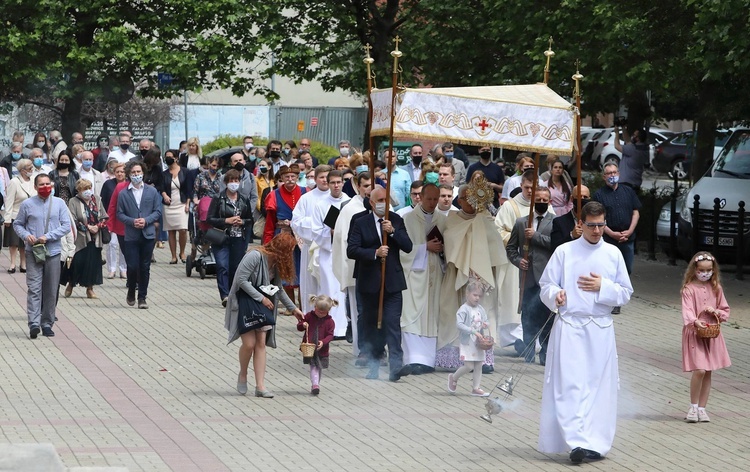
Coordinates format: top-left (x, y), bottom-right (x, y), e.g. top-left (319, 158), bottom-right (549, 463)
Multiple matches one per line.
top-left (0, 0), bottom-right (273, 139)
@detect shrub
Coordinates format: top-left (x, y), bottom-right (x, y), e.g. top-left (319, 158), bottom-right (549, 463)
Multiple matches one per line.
top-left (203, 134), bottom-right (338, 161)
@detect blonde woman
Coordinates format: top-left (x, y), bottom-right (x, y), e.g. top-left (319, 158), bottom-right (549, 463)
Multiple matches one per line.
top-left (3, 159), bottom-right (36, 273)
top-left (180, 137), bottom-right (203, 170)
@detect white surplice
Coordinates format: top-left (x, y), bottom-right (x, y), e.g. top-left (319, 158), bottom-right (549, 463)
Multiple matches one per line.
top-left (537, 236), bottom-right (633, 456)
top-left (400, 205), bottom-right (446, 367)
top-left (291, 187), bottom-right (328, 312)
top-left (311, 192), bottom-right (351, 337)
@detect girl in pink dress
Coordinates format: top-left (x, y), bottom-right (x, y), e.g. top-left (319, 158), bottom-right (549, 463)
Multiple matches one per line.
top-left (681, 251), bottom-right (731, 423)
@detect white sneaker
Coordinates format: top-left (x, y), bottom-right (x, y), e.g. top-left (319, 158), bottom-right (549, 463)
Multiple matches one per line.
top-left (685, 406), bottom-right (698, 423)
top-left (698, 409), bottom-right (710, 422)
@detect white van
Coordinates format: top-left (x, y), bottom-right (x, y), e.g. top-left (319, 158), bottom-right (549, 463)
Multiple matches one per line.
top-left (677, 128), bottom-right (750, 260)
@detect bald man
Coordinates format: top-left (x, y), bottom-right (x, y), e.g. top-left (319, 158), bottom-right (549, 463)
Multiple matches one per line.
top-left (550, 184), bottom-right (590, 251)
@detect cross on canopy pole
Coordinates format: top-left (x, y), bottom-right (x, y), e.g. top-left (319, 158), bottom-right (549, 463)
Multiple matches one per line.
top-left (377, 36), bottom-right (402, 329)
top-left (364, 43), bottom-right (377, 170)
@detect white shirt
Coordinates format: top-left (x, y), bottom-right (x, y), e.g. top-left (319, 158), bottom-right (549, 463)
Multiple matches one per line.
top-left (128, 182), bottom-right (144, 208)
top-left (79, 168), bottom-right (95, 186)
top-left (110, 149), bottom-right (136, 163)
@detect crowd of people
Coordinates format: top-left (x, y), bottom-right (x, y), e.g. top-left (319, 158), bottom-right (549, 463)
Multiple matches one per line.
top-left (0, 131), bottom-right (733, 465)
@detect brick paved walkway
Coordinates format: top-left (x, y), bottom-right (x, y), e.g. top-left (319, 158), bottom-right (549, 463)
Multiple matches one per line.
top-left (1, 248), bottom-right (749, 471)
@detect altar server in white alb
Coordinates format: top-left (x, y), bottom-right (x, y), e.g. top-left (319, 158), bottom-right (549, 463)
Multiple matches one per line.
top-left (537, 201), bottom-right (633, 464)
top-left (291, 164), bottom-right (330, 312)
top-left (311, 170), bottom-right (350, 337)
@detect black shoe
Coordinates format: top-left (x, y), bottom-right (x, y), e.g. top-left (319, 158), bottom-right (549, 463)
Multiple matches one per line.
top-left (333, 336), bottom-right (347, 341)
top-left (30, 327), bottom-right (40, 339)
top-left (126, 290), bottom-right (136, 307)
top-left (513, 339), bottom-right (526, 357)
top-left (345, 322), bottom-right (353, 343)
top-left (42, 327), bottom-right (55, 337)
top-left (611, 306), bottom-right (621, 315)
top-left (138, 300), bottom-right (149, 309)
top-left (19, 267), bottom-right (26, 273)
top-left (7, 267), bottom-right (16, 274)
top-left (584, 449), bottom-right (602, 461)
top-left (390, 364), bottom-right (413, 382)
top-left (482, 364), bottom-right (494, 374)
top-left (570, 447), bottom-right (585, 464)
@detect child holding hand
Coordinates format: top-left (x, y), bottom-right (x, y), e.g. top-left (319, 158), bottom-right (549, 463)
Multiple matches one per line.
top-left (297, 295), bottom-right (337, 395)
top-left (681, 251), bottom-right (731, 423)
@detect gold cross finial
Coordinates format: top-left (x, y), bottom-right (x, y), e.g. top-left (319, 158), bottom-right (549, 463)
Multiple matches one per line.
top-left (394, 36), bottom-right (401, 51)
top-left (548, 36), bottom-right (554, 50)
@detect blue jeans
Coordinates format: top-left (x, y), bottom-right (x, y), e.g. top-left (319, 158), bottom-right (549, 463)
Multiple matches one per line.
top-left (122, 235), bottom-right (156, 301)
top-left (617, 239), bottom-right (635, 274)
top-left (214, 237), bottom-right (247, 299)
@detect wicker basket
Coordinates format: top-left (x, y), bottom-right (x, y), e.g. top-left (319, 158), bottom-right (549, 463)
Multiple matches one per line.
top-left (300, 325), bottom-right (316, 358)
top-left (696, 313), bottom-right (721, 339)
top-left (475, 329), bottom-right (495, 351)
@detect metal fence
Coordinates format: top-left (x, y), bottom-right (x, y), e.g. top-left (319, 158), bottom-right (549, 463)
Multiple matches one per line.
top-left (268, 106), bottom-right (368, 149)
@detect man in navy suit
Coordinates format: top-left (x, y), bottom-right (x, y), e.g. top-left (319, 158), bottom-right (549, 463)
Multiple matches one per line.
top-left (347, 186), bottom-right (414, 382)
top-left (117, 161), bottom-right (162, 309)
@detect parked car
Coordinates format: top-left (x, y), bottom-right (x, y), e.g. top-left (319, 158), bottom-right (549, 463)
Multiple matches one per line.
top-left (657, 196), bottom-right (685, 257)
top-left (677, 128), bottom-right (750, 261)
top-left (652, 130), bottom-right (731, 180)
top-left (592, 128), bottom-right (676, 170)
top-left (205, 146), bottom-right (243, 170)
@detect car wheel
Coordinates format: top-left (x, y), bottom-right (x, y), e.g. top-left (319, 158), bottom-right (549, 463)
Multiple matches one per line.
top-left (604, 155), bottom-right (620, 167)
top-left (670, 159), bottom-right (688, 180)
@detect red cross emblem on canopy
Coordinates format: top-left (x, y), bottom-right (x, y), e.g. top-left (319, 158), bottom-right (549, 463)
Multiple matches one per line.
top-left (475, 118), bottom-right (493, 136)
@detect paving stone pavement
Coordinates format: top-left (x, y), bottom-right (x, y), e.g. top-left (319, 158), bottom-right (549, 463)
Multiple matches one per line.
top-left (1, 247), bottom-right (749, 471)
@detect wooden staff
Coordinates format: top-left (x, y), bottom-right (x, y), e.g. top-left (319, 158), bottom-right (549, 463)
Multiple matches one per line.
top-left (364, 43), bottom-right (377, 171)
top-left (377, 36), bottom-right (402, 329)
top-left (573, 63), bottom-right (584, 220)
top-left (518, 152), bottom-right (541, 313)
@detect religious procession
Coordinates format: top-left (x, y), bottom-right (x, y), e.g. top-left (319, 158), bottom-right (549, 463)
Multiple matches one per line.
top-left (0, 38), bottom-right (735, 471)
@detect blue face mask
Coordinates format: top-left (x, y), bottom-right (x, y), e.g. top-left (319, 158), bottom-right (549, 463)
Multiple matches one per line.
top-left (82, 160), bottom-right (93, 170)
top-left (607, 175), bottom-right (619, 185)
top-left (33, 157), bottom-right (43, 167)
top-left (130, 174), bottom-right (143, 185)
top-left (249, 155), bottom-right (257, 162)
top-left (424, 172), bottom-right (439, 184)
top-left (112, 146), bottom-right (120, 152)
top-left (12, 152), bottom-right (22, 160)
top-left (444, 152), bottom-right (454, 160)
top-left (355, 164), bottom-right (368, 175)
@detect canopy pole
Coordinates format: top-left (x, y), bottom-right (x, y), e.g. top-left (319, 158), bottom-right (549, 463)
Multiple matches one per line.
top-left (518, 153), bottom-right (540, 313)
top-left (364, 43), bottom-right (376, 170)
top-left (572, 62), bottom-right (584, 220)
top-left (378, 36), bottom-right (402, 330)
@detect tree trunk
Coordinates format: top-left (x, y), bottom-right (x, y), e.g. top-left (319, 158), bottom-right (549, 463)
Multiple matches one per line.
top-left (61, 90), bottom-right (85, 141)
top-left (693, 115), bottom-right (716, 183)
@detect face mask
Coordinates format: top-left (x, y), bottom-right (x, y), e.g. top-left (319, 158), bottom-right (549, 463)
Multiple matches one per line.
top-left (111, 146), bottom-right (120, 152)
top-left (81, 189), bottom-right (94, 199)
top-left (355, 164), bottom-right (368, 174)
top-left (339, 147), bottom-right (350, 157)
top-left (36, 141), bottom-right (46, 148)
top-left (306, 178), bottom-right (316, 189)
top-left (258, 166), bottom-right (268, 174)
top-left (130, 174), bottom-right (143, 185)
top-left (140, 149), bottom-right (148, 157)
top-left (165, 157), bottom-right (175, 167)
top-left (209, 167), bottom-right (218, 174)
top-left (82, 160), bottom-right (93, 170)
top-left (299, 171), bottom-right (306, 180)
top-left (33, 157), bottom-right (43, 167)
top-left (479, 151), bottom-right (492, 160)
top-left (249, 154), bottom-right (257, 162)
top-left (534, 202), bottom-right (549, 214)
top-left (269, 150), bottom-right (281, 159)
top-left (57, 162), bottom-right (69, 170)
top-left (227, 182), bottom-right (240, 192)
top-left (234, 163), bottom-right (245, 172)
top-left (120, 143), bottom-right (130, 151)
top-left (444, 151), bottom-right (454, 160)
top-left (607, 175), bottom-right (619, 185)
top-left (12, 152), bottom-right (21, 160)
top-left (577, 197), bottom-right (590, 205)
top-left (74, 153), bottom-right (82, 161)
top-left (424, 172), bottom-right (439, 184)
top-left (374, 202), bottom-right (386, 216)
top-left (411, 156), bottom-right (422, 166)
top-left (283, 149), bottom-right (290, 156)
top-left (37, 186), bottom-right (52, 199)
top-left (244, 143), bottom-right (254, 151)
top-left (696, 271), bottom-right (713, 282)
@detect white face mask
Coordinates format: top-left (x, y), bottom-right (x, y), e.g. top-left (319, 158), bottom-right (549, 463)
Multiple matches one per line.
top-left (306, 178), bottom-right (316, 189)
top-left (227, 182), bottom-right (240, 193)
top-left (81, 189), bottom-right (94, 199)
top-left (374, 202), bottom-right (386, 216)
top-left (339, 147), bottom-right (350, 157)
top-left (696, 271), bottom-right (713, 282)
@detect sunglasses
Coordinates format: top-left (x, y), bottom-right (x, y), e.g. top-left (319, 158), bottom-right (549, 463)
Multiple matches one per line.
top-left (583, 222), bottom-right (607, 228)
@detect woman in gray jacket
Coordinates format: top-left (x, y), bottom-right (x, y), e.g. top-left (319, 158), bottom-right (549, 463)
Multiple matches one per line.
top-left (225, 232), bottom-right (303, 398)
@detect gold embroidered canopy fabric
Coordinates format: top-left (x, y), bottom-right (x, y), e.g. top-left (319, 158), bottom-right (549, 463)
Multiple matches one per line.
top-left (370, 84), bottom-right (577, 154)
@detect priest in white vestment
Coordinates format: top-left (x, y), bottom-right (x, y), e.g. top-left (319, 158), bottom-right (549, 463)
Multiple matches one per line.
top-left (311, 170), bottom-right (350, 337)
top-left (435, 183), bottom-right (506, 371)
top-left (400, 184), bottom-right (446, 373)
top-left (332, 173), bottom-right (373, 356)
top-left (494, 170), bottom-right (556, 351)
top-left (291, 165), bottom-right (330, 312)
top-left (538, 201), bottom-right (633, 463)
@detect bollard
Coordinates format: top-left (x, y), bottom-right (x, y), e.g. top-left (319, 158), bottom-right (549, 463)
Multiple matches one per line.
top-left (692, 195), bottom-right (700, 257)
top-left (712, 197), bottom-right (721, 257)
top-left (648, 188), bottom-right (657, 260)
top-left (738, 201), bottom-right (745, 280)
top-left (668, 172), bottom-right (678, 265)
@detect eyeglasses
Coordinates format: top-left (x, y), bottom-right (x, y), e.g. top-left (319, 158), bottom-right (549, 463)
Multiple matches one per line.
top-left (583, 222), bottom-right (607, 228)
top-left (695, 254), bottom-right (714, 262)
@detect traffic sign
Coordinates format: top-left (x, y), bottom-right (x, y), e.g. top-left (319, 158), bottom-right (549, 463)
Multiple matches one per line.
top-left (311, 117), bottom-right (319, 127)
top-left (297, 120), bottom-right (305, 132)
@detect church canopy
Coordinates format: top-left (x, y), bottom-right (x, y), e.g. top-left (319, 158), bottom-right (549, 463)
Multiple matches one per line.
top-left (370, 84), bottom-right (577, 154)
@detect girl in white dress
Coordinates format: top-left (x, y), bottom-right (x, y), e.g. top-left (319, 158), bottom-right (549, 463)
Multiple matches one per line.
top-left (447, 282), bottom-right (491, 397)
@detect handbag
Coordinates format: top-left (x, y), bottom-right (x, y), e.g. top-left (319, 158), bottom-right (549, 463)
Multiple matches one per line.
top-left (237, 288), bottom-right (276, 331)
top-left (100, 226), bottom-right (111, 244)
top-left (205, 227), bottom-right (228, 245)
top-left (31, 197), bottom-right (54, 263)
top-left (475, 328), bottom-right (495, 351)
